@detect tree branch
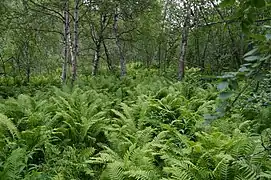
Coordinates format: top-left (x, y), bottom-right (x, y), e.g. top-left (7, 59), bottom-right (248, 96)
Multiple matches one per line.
top-left (28, 0), bottom-right (64, 20)
top-left (195, 18), bottom-right (271, 28)
top-left (0, 25), bottom-right (63, 35)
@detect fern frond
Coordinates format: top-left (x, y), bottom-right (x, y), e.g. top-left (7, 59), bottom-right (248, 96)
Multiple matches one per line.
top-left (126, 169), bottom-right (155, 180)
top-left (0, 148), bottom-right (27, 180)
top-left (100, 161), bottom-right (125, 180)
top-left (0, 113), bottom-right (19, 138)
top-left (163, 166), bottom-right (192, 180)
top-left (213, 154), bottom-right (234, 180)
top-left (234, 159), bottom-right (257, 180)
top-left (258, 171), bottom-right (271, 179)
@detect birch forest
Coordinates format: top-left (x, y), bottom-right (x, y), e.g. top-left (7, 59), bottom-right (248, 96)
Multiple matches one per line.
top-left (0, 0), bottom-right (271, 179)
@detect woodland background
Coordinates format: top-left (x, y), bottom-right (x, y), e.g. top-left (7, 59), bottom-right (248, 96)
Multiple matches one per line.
top-left (0, 0), bottom-right (270, 179)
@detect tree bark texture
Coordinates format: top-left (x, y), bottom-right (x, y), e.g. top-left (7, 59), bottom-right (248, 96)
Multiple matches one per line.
top-left (71, 0), bottom-right (79, 84)
top-left (113, 9), bottom-right (126, 77)
top-left (61, 0), bottom-right (69, 84)
top-left (178, 0), bottom-right (191, 80)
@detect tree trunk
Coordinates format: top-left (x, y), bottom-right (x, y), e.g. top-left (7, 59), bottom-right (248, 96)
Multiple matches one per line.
top-left (0, 55), bottom-right (6, 78)
top-left (71, 0), bottom-right (79, 85)
top-left (193, 3), bottom-right (200, 67)
top-left (158, 0), bottom-right (169, 71)
top-left (68, 28), bottom-right (74, 79)
top-left (178, 1), bottom-right (191, 80)
top-left (240, 33), bottom-right (244, 65)
top-left (26, 63), bottom-right (30, 83)
top-left (91, 14), bottom-right (109, 75)
top-left (113, 9), bottom-right (126, 77)
top-left (61, 0), bottom-right (69, 84)
top-left (209, 0), bottom-right (241, 68)
top-left (92, 42), bottom-right (101, 76)
top-left (201, 29), bottom-right (211, 71)
top-left (103, 40), bottom-right (113, 71)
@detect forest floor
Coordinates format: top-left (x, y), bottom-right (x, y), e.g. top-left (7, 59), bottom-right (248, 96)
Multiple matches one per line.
top-left (0, 68), bottom-right (270, 180)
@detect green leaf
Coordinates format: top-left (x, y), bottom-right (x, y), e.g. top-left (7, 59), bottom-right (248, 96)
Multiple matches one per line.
top-left (241, 22), bottom-right (250, 33)
top-left (250, 34), bottom-right (266, 41)
top-left (220, 0), bottom-right (235, 7)
top-left (239, 66), bottom-right (250, 72)
top-left (244, 56), bottom-right (259, 62)
top-left (252, 62), bottom-right (261, 68)
top-left (252, 0), bottom-right (266, 8)
top-left (244, 48), bottom-right (258, 57)
top-left (263, 25), bottom-right (271, 29)
top-left (219, 92), bottom-right (233, 100)
top-left (217, 81), bottom-right (229, 90)
top-left (260, 55), bottom-right (271, 62)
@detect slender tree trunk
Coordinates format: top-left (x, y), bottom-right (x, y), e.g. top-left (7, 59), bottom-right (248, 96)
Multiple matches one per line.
top-left (201, 29), bottom-right (211, 71)
top-left (25, 47), bottom-right (30, 83)
top-left (23, 40), bottom-right (30, 83)
top-left (71, 0), bottom-right (79, 85)
top-left (90, 21), bottom-right (98, 76)
top-left (26, 63), bottom-right (30, 83)
top-left (158, 0), bottom-right (169, 71)
top-left (113, 9), bottom-right (126, 77)
top-left (68, 29), bottom-right (74, 78)
top-left (61, 0), bottom-right (69, 84)
top-left (158, 37), bottom-right (162, 70)
top-left (0, 55), bottom-right (6, 78)
top-left (193, 3), bottom-right (200, 67)
top-left (240, 33), bottom-right (244, 64)
top-left (209, 0), bottom-right (241, 68)
top-left (92, 42), bottom-right (101, 76)
top-left (103, 40), bottom-right (113, 71)
top-left (91, 14), bottom-right (109, 75)
top-left (178, 0), bottom-right (191, 80)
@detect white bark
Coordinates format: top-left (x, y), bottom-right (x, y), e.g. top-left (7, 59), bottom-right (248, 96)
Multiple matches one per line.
top-left (178, 0), bottom-right (191, 80)
top-left (61, 0), bottom-right (69, 84)
top-left (71, 0), bottom-right (79, 84)
top-left (113, 8), bottom-right (126, 77)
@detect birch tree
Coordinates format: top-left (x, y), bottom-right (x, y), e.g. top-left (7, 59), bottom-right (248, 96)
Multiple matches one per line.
top-left (113, 6), bottom-right (126, 77)
top-left (71, 0), bottom-right (79, 84)
top-left (61, 0), bottom-right (69, 84)
top-left (91, 13), bottom-right (110, 76)
top-left (178, 0), bottom-right (191, 80)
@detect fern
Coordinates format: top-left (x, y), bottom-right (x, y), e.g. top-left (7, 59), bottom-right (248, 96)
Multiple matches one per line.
top-left (100, 161), bottom-right (125, 180)
top-left (0, 148), bottom-right (27, 180)
top-left (0, 113), bottom-right (19, 138)
top-left (0, 69), bottom-right (270, 180)
top-left (212, 154), bottom-right (234, 180)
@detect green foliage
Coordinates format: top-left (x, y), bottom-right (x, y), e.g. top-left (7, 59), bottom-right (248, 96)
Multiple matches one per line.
top-left (1, 0), bottom-right (270, 178)
top-left (0, 148), bottom-right (27, 180)
top-left (0, 68), bottom-right (270, 179)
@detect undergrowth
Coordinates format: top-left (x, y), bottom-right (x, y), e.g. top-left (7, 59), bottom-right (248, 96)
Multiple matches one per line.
top-left (0, 68), bottom-right (270, 180)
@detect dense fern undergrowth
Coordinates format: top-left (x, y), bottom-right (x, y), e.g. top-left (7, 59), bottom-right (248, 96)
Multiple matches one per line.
top-left (0, 68), bottom-right (270, 180)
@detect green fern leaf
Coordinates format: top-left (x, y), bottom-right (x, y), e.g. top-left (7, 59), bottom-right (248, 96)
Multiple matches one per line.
top-left (0, 113), bottom-right (19, 138)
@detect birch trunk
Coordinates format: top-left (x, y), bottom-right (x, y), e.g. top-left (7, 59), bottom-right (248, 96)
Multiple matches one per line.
top-left (91, 14), bottom-right (109, 75)
top-left (71, 0), bottom-right (79, 84)
top-left (61, 0), bottom-right (69, 84)
top-left (103, 40), bottom-right (113, 71)
top-left (92, 42), bottom-right (101, 76)
top-left (178, 0), bottom-right (191, 80)
top-left (158, 0), bottom-right (169, 71)
top-left (68, 28), bottom-right (74, 78)
top-left (113, 9), bottom-right (126, 77)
